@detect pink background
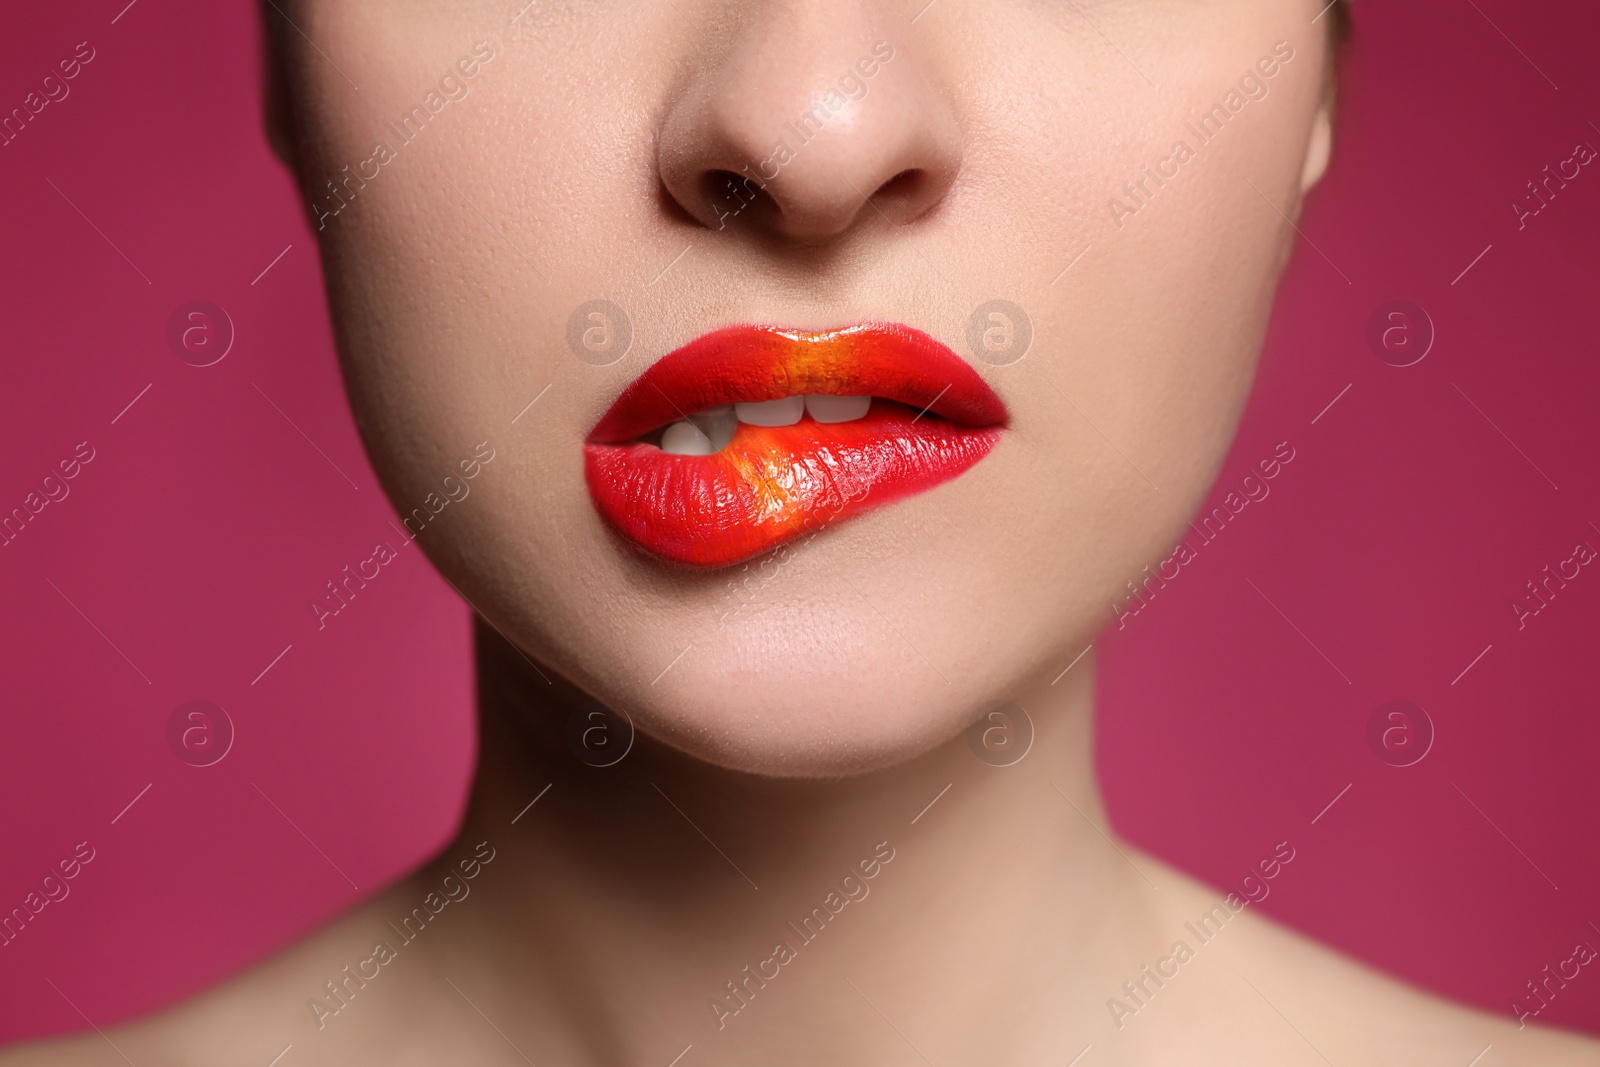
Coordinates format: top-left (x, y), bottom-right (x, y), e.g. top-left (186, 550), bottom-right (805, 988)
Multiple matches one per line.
top-left (2, 0), bottom-right (1597, 1043)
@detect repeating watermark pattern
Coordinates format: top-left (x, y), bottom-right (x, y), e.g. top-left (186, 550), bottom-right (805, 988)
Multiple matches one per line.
top-left (715, 540), bottom-right (806, 627)
top-left (166, 700), bottom-right (235, 768)
top-left (1106, 840), bottom-right (1296, 1029)
top-left (566, 299), bottom-right (633, 366)
top-left (1513, 936), bottom-right (1597, 1029)
top-left (1, 41), bottom-right (96, 149)
top-left (0, 440), bottom-right (96, 549)
top-left (964, 700), bottom-right (1034, 767)
top-left (7, 6), bottom-right (1590, 1057)
top-left (398, 441), bottom-right (497, 539)
top-left (1511, 536), bottom-right (1596, 631)
top-left (713, 472), bottom-right (874, 628)
top-left (1511, 139), bottom-right (1597, 231)
top-left (0, 841), bottom-right (96, 950)
top-left (965, 300), bottom-right (1033, 366)
top-left (707, 841), bottom-right (896, 1030)
top-left (310, 538), bottom-right (405, 631)
top-left (712, 42), bottom-right (896, 230)
top-left (307, 840), bottom-right (497, 1029)
top-left (166, 300), bottom-right (234, 367)
top-left (1227, 842), bottom-right (1298, 906)
top-left (1366, 300), bottom-right (1433, 367)
top-left (307, 441), bottom-right (494, 630)
top-left (1108, 41), bottom-right (1296, 230)
top-left (1365, 699), bottom-right (1433, 768)
top-left (311, 42), bottom-right (497, 231)
top-left (566, 702), bottom-right (635, 767)
top-left (1113, 441), bottom-right (1296, 628)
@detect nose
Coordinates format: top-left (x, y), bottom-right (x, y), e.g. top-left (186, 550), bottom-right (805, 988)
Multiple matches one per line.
top-left (656, 9), bottom-right (962, 241)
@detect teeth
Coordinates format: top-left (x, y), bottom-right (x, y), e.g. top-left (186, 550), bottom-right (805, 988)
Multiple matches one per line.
top-left (689, 406), bottom-right (738, 450)
top-left (661, 420), bottom-right (717, 455)
top-left (804, 394), bottom-right (871, 423)
top-left (659, 395), bottom-right (874, 454)
top-left (734, 396), bottom-right (806, 427)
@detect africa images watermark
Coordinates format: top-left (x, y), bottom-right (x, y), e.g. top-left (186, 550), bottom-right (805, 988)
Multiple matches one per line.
top-left (0, 440), bottom-right (96, 549)
top-left (1511, 136), bottom-right (1596, 231)
top-left (1509, 531), bottom-right (1596, 632)
top-left (1, 40), bottom-right (96, 149)
top-left (306, 840), bottom-right (498, 1029)
top-left (311, 41), bottom-right (497, 230)
top-left (1513, 932), bottom-right (1598, 1029)
top-left (309, 440), bottom-right (496, 631)
top-left (1107, 40), bottom-right (1297, 230)
top-left (707, 840), bottom-right (897, 1030)
top-left (1112, 440), bottom-right (1297, 629)
top-left (1106, 840), bottom-right (1298, 1030)
top-left (713, 41), bottom-right (896, 230)
top-left (713, 471), bottom-right (875, 628)
top-left (0, 841), bottom-right (97, 950)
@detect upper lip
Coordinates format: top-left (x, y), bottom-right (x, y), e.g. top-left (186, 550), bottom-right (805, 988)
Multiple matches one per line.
top-left (585, 321), bottom-right (1008, 444)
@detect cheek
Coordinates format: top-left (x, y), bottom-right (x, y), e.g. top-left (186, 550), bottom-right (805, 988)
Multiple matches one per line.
top-left (936, 4), bottom-right (1323, 564)
top-left (290, 0), bottom-right (1331, 776)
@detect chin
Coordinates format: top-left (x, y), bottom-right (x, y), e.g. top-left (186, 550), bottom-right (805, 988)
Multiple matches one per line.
top-left (570, 596), bottom-right (987, 779)
top-left (636, 673), bottom-right (971, 780)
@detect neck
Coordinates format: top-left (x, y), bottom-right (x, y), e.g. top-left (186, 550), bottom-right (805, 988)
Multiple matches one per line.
top-left (432, 619), bottom-right (1156, 1064)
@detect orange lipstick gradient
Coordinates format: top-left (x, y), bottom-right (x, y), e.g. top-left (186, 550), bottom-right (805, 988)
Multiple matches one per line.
top-left (584, 323), bottom-right (1007, 567)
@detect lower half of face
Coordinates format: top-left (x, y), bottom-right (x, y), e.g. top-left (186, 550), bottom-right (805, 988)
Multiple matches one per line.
top-left (284, 0), bottom-right (1331, 776)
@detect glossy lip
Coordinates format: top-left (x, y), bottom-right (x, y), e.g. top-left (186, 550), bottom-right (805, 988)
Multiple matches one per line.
top-left (584, 322), bottom-right (1007, 568)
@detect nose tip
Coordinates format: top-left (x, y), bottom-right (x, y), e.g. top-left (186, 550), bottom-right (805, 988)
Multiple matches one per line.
top-left (658, 34), bottom-right (962, 241)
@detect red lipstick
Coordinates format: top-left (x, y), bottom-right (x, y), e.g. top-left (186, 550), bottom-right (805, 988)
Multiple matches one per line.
top-left (584, 323), bottom-right (1006, 567)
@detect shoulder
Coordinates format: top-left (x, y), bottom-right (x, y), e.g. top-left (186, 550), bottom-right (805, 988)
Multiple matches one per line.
top-left (1129, 849), bottom-right (1600, 1065)
top-left (0, 877), bottom-right (439, 1067)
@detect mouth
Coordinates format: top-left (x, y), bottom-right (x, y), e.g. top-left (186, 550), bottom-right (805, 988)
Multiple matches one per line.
top-left (583, 322), bottom-right (1007, 568)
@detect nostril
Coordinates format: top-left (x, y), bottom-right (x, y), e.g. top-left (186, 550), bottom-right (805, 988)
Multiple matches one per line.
top-left (702, 168), bottom-right (760, 202)
top-left (872, 169), bottom-right (939, 221)
top-left (656, 27), bottom-right (964, 242)
top-left (701, 168), bottom-right (777, 227)
top-left (693, 166), bottom-right (939, 235)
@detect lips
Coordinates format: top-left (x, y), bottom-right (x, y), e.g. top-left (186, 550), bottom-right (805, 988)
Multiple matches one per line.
top-left (584, 322), bottom-right (1006, 568)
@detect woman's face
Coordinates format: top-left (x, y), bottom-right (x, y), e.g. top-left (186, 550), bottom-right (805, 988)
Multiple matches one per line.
top-left (277, 0), bottom-right (1333, 776)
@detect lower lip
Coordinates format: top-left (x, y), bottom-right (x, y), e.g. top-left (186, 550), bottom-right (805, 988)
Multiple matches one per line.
top-left (584, 323), bottom-right (1006, 568)
top-left (585, 403), bottom-right (1002, 567)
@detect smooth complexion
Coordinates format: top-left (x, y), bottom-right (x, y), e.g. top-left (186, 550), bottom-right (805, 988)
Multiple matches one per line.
top-left (5, 1), bottom-right (1598, 1063)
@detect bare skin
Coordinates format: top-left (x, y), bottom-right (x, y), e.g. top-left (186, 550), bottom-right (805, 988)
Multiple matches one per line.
top-left (5, 626), bottom-right (1595, 1066)
top-left (6, 3), bottom-right (1595, 1061)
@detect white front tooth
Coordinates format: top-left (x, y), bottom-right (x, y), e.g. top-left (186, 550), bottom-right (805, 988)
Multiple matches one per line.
top-left (690, 408), bottom-right (738, 451)
top-left (735, 396), bottom-right (805, 426)
top-left (661, 419), bottom-right (716, 455)
top-left (805, 394), bottom-right (871, 424)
